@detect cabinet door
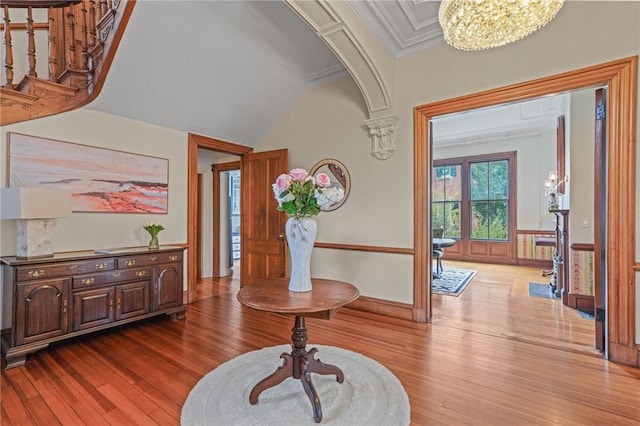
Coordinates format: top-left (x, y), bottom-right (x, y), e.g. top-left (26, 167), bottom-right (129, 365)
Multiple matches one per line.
top-left (116, 280), bottom-right (151, 320)
top-left (15, 278), bottom-right (70, 345)
top-left (72, 287), bottom-right (115, 331)
top-left (154, 263), bottom-right (183, 311)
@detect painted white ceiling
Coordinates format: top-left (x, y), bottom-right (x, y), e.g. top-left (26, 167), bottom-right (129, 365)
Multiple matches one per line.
top-left (349, 0), bottom-right (445, 58)
top-left (86, 0), bottom-right (448, 147)
top-left (431, 95), bottom-right (570, 147)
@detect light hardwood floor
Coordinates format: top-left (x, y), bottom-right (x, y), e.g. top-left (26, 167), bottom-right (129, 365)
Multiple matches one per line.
top-left (2, 261), bottom-right (639, 425)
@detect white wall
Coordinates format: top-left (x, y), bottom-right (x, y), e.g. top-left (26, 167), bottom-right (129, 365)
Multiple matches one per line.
top-left (197, 163), bottom-right (214, 278)
top-left (569, 90), bottom-right (596, 244)
top-left (256, 76), bottom-right (414, 303)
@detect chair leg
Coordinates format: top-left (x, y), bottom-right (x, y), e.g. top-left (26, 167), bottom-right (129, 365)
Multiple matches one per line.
top-left (433, 257), bottom-right (443, 279)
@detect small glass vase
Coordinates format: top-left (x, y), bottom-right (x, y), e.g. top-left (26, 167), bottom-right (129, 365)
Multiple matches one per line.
top-left (148, 234), bottom-right (160, 251)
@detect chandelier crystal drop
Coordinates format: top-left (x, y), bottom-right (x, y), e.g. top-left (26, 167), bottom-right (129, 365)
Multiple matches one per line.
top-left (438, 0), bottom-right (565, 51)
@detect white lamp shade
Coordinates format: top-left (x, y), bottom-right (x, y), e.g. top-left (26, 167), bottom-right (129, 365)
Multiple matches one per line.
top-left (0, 188), bottom-right (72, 219)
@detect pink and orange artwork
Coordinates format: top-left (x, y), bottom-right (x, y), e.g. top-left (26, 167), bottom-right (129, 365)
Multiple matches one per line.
top-left (8, 133), bottom-right (169, 213)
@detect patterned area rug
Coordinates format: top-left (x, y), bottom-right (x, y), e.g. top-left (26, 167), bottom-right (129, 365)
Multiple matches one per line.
top-left (181, 344), bottom-right (410, 425)
top-left (432, 268), bottom-right (477, 296)
top-left (579, 311), bottom-right (595, 320)
top-left (529, 282), bottom-right (559, 299)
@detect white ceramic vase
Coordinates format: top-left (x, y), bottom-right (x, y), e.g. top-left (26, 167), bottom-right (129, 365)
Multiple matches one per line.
top-left (285, 216), bottom-right (317, 292)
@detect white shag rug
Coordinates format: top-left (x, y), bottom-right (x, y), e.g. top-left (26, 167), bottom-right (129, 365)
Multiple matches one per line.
top-left (181, 344), bottom-right (410, 426)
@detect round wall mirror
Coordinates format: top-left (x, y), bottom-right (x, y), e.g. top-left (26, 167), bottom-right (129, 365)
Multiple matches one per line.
top-left (309, 159), bottom-right (351, 211)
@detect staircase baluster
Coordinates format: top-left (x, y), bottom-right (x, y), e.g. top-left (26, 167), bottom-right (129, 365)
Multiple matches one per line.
top-left (80, 1), bottom-right (88, 69)
top-left (48, 9), bottom-right (58, 80)
top-left (1, 0), bottom-right (134, 125)
top-left (66, 7), bottom-right (76, 69)
top-left (2, 6), bottom-right (14, 88)
top-left (26, 7), bottom-right (37, 77)
top-left (95, 0), bottom-right (101, 21)
top-left (88, 0), bottom-right (97, 49)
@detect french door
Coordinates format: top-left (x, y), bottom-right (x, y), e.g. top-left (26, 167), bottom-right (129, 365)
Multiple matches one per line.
top-left (432, 151), bottom-right (516, 263)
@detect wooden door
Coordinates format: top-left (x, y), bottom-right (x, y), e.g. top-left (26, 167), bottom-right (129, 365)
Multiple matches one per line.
top-left (241, 149), bottom-right (288, 285)
top-left (593, 88), bottom-right (606, 352)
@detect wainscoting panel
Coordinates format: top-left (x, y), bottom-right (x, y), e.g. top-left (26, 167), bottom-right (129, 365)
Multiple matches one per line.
top-left (570, 244), bottom-right (594, 295)
top-left (516, 231), bottom-right (555, 264)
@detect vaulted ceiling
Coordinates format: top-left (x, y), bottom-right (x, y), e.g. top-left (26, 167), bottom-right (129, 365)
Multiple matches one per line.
top-left (85, 1), bottom-right (446, 147)
top-left (85, 1), bottom-right (566, 148)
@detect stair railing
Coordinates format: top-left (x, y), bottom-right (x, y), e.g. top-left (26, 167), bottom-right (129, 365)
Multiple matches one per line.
top-left (1, 0), bottom-right (135, 125)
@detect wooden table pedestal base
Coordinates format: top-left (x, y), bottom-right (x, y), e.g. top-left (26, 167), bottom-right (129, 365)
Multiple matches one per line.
top-left (249, 315), bottom-right (344, 423)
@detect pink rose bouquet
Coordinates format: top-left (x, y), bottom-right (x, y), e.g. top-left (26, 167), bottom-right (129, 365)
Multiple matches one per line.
top-left (272, 168), bottom-right (344, 216)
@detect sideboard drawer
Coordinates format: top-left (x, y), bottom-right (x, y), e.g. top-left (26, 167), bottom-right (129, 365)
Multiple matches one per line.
top-left (118, 251), bottom-right (183, 268)
top-left (72, 267), bottom-right (152, 289)
top-left (16, 259), bottom-right (116, 282)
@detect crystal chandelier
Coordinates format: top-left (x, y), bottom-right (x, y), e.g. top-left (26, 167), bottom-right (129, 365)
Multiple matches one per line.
top-left (438, 0), bottom-right (565, 51)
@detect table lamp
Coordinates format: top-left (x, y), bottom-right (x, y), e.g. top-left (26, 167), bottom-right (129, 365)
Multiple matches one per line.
top-left (0, 187), bottom-right (72, 258)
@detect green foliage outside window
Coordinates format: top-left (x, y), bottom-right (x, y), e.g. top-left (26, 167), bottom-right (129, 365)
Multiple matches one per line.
top-left (432, 164), bottom-right (462, 239)
top-left (470, 161), bottom-right (509, 241)
top-left (432, 202), bottom-right (461, 239)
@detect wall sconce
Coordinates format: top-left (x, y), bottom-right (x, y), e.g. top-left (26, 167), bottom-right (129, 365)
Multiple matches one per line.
top-left (544, 171), bottom-right (568, 210)
top-left (0, 188), bottom-right (72, 258)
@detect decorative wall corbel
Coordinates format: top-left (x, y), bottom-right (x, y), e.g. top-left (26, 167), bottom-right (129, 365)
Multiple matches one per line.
top-left (365, 116), bottom-right (399, 160)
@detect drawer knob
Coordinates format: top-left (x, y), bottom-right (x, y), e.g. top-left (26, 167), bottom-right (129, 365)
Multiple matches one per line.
top-left (112, 272), bottom-right (121, 278)
top-left (82, 277), bottom-right (95, 285)
top-left (125, 260), bottom-right (136, 267)
top-left (96, 263), bottom-right (108, 270)
top-left (169, 255), bottom-right (178, 261)
top-left (149, 256), bottom-right (157, 261)
top-left (135, 270), bottom-right (146, 277)
top-left (28, 270), bottom-right (44, 278)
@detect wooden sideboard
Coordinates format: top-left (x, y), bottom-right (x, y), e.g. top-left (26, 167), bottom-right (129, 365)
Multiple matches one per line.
top-left (1, 246), bottom-right (186, 369)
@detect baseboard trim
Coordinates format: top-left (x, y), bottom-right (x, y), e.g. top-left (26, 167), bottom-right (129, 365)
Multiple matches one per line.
top-left (347, 295), bottom-right (413, 321)
top-left (609, 342), bottom-right (640, 368)
top-left (517, 258), bottom-right (553, 268)
top-left (567, 293), bottom-right (595, 313)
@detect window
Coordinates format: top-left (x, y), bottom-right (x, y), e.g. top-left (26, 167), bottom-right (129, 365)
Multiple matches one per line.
top-left (432, 164), bottom-right (462, 238)
top-left (435, 165), bottom-right (458, 180)
top-left (469, 160), bottom-right (509, 240)
top-left (432, 153), bottom-right (513, 245)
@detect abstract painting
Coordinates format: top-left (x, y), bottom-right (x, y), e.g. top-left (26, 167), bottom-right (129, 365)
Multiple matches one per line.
top-left (7, 133), bottom-right (169, 213)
